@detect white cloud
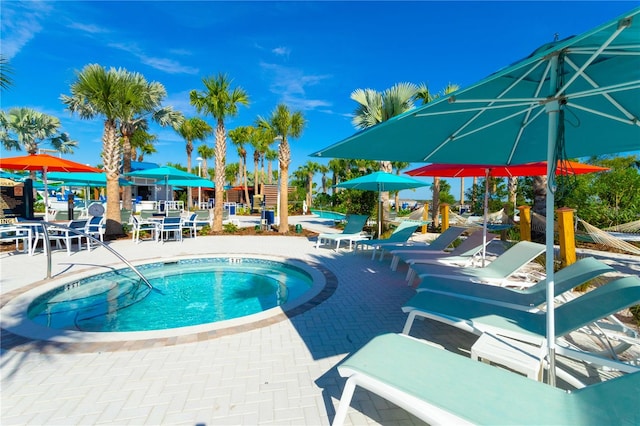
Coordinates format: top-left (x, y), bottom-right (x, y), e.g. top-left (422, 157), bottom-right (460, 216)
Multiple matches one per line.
top-left (0, 1), bottom-right (52, 59)
top-left (67, 22), bottom-right (108, 34)
top-left (259, 62), bottom-right (333, 112)
top-left (108, 43), bottom-right (199, 75)
top-left (272, 46), bottom-right (291, 57)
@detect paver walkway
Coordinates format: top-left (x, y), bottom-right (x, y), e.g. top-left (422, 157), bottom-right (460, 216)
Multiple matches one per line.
top-left (1, 215), bottom-right (638, 425)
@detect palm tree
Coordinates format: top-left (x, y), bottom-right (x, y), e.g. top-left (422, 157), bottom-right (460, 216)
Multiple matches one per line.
top-left (301, 161), bottom-right (320, 208)
top-left (249, 126), bottom-right (273, 195)
top-left (351, 82), bottom-right (418, 227)
top-left (414, 82), bottom-right (460, 227)
top-left (62, 64), bottom-right (134, 236)
top-left (257, 104), bottom-right (305, 233)
top-left (229, 126), bottom-right (252, 206)
top-left (226, 162), bottom-right (240, 186)
top-left (175, 117), bottom-right (213, 207)
top-left (190, 73), bottom-right (249, 232)
top-left (1, 107), bottom-right (78, 181)
top-left (0, 55), bottom-right (13, 90)
top-left (129, 128), bottom-right (157, 161)
top-left (328, 158), bottom-right (344, 195)
top-left (118, 72), bottom-right (183, 210)
top-left (197, 144), bottom-right (214, 179)
top-left (265, 148), bottom-right (278, 185)
top-left (318, 164), bottom-right (330, 194)
top-left (392, 161), bottom-right (410, 212)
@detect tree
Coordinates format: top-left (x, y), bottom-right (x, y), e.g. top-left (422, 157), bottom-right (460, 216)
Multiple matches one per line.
top-left (0, 55), bottom-right (13, 91)
top-left (197, 144), bottom-right (214, 179)
top-left (265, 148), bottom-right (278, 185)
top-left (129, 128), bottom-right (157, 161)
top-left (1, 108), bottom-right (77, 156)
top-left (301, 161), bottom-right (320, 209)
top-left (229, 126), bottom-right (252, 206)
top-left (318, 164), bottom-right (330, 194)
top-left (351, 83), bottom-right (418, 228)
top-left (257, 104), bottom-right (305, 233)
top-left (190, 73), bottom-right (249, 232)
top-left (392, 161), bottom-right (410, 211)
top-left (118, 72), bottom-right (183, 210)
top-left (175, 117), bottom-right (213, 207)
top-left (61, 64), bottom-right (144, 235)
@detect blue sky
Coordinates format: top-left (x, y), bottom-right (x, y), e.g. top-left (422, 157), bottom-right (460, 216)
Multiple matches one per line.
top-left (1, 1), bottom-right (637, 201)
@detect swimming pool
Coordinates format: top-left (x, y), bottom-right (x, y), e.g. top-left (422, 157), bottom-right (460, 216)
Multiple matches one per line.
top-left (310, 209), bottom-right (346, 221)
top-left (1, 255), bottom-right (327, 343)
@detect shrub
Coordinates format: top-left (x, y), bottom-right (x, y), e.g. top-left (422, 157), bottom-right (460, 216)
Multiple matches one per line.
top-left (223, 223), bottom-right (238, 233)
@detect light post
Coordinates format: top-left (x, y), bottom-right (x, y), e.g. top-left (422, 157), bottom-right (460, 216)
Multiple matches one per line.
top-left (196, 157), bottom-right (203, 208)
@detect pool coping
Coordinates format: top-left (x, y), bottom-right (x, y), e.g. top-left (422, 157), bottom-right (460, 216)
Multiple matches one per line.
top-left (0, 254), bottom-right (337, 353)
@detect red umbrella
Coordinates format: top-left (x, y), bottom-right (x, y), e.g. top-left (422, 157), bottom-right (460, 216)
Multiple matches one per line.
top-left (405, 160), bottom-right (610, 178)
top-left (406, 160), bottom-right (609, 263)
top-left (0, 153), bottom-right (101, 220)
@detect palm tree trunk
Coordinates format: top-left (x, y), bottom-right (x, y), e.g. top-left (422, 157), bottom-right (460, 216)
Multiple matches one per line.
top-left (102, 120), bottom-right (123, 236)
top-left (186, 142), bottom-right (193, 208)
top-left (121, 134), bottom-right (133, 211)
top-left (243, 158), bottom-right (250, 207)
top-left (213, 123), bottom-right (226, 232)
top-left (279, 141), bottom-right (290, 233)
top-left (432, 177), bottom-right (440, 228)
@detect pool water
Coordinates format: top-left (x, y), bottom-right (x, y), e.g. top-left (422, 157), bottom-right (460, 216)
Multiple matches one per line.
top-left (310, 209), bottom-right (346, 221)
top-left (27, 258), bottom-right (313, 332)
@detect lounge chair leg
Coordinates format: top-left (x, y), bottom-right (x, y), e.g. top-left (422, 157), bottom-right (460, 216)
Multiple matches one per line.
top-left (390, 256), bottom-right (399, 271)
top-left (402, 311), bottom-right (418, 335)
top-left (332, 377), bottom-right (357, 426)
top-left (370, 248), bottom-right (377, 260)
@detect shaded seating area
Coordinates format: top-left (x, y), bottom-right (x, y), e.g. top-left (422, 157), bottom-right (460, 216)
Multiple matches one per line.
top-left (315, 214), bottom-right (370, 250)
top-left (401, 275), bottom-right (640, 381)
top-left (408, 240), bottom-right (545, 286)
top-left (353, 221), bottom-right (420, 260)
top-left (390, 230), bottom-right (496, 275)
top-left (332, 333), bottom-right (640, 426)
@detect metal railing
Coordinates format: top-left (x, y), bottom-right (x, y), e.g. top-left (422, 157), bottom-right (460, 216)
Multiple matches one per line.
top-left (19, 220), bottom-right (153, 289)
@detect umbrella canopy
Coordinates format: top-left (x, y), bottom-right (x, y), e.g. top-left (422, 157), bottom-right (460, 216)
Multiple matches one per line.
top-left (0, 153), bottom-right (101, 220)
top-left (126, 166), bottom-right (202, 200)
top-left (406, 160), bottom-right (610, 262)
top-left (47, 171), bottom-right (132, 186)
top-left (335, 171), bottom-right (430, 236)
top-left (160, 178), bottom-right (215, 189)
top-left (406, 160), bottom-right (611, 178)
top-left (314, 7), bottom-right (640, 385)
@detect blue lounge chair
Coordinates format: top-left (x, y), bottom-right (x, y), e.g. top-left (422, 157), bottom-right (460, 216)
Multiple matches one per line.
top-left (401, 275), bottom-right (640, 373)
top-left (315, 214), bottom-right (369, 250)
top-left (409, 240), bottom-right (545, 286)
top-left (332, 333), bottom-right (640, 426)
top-left (392, 231), bottom-right (497, 280)
top-left (353, 221), bottom-right (420, 260)
top-left (415, 257), bottom-right (614, 310)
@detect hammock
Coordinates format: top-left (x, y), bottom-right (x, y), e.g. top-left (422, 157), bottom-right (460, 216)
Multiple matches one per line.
top-left (604, 219), bottom-right (640, 233)
top-left (577, 218), bottom-right (640, 255)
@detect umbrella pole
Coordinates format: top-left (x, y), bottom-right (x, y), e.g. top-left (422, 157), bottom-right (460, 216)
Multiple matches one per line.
top-left (43, 166), bottom-right (49, 222)
top-left (481, 169), bottom-right (490, 266)
top-left (378, 185), bottom-right (382, 238)
top-left (545, 55), bottom-right (560, 387)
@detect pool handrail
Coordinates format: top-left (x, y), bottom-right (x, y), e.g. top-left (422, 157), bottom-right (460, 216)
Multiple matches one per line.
top-left (21, 220), bottom-right (154, 290)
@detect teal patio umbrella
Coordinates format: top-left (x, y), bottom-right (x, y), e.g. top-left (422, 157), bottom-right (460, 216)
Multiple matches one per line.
top-left (334, 171), bottom-right (430, 237)
top-left (126, 166), bottom-right (202, 200)
top-left (314, 7), bottom-right (640, 385)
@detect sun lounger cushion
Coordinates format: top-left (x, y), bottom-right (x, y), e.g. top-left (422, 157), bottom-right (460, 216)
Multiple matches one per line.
top-left (402, 275), bottom-right (640, 344)
top-left (333, 333), bottom-right (640, 425)
top-left (416, 257), bottom-right (614, 309)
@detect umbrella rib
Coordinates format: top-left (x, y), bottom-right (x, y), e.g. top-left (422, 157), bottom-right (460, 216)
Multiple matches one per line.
top-left (420, 60), bottom-right (547, 161)
top-left (558, 18), bottom-right (629, 98)
top-left (564, 56), bottom-right (640, 122)
top-left (568, 102), bottom-right (640, 126)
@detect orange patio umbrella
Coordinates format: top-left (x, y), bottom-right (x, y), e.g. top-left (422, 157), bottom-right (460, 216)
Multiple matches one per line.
top-left (0, 153), bottom-right (101, 220)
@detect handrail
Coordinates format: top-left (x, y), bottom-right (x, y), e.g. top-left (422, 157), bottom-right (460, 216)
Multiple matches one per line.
top-left (19, 220), bottom-right (154, 290)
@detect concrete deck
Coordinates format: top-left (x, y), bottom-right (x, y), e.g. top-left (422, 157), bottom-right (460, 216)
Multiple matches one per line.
top-left (1, 215), bottom-right (639, 425)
